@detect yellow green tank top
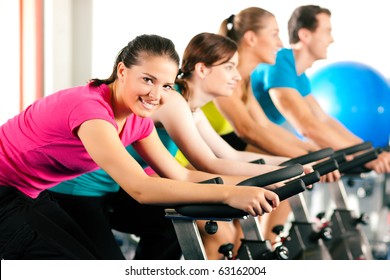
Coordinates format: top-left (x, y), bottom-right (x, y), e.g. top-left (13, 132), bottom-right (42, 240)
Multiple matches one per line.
top-left (176, 101), bottom-right (236, 167)
top-left (201, 101), bottom-right (234, 136)
top-left (173, 87), bottom-right (235, 167)
top-left (174, 149), bottom-right (189, 167)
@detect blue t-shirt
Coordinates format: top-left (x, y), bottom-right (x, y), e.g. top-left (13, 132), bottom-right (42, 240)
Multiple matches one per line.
top-left (251, 48), bottom-right (311, 124)
top-left (50, 127), bottom-right (178, 197)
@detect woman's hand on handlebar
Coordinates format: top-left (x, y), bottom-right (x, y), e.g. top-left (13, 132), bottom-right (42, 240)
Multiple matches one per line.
top-left (306, 161), bottom-right (340, 183)
top-left (303, 164), bottom-right (314, 175)
top-left (364, 151), bottom-right (390, 174)
top-left (319, 169), bottom-right (341, 183)
top-left (304, 140), bottom-right (321, 152)
top-left (223, 186), bottom-right (280, 217)
top-left (301, 165), bottom-right (315, 189)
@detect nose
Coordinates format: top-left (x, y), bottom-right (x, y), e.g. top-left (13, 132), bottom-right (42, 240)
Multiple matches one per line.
top-left (330, 34), bottom-right (335, 44)
top-left (277, 36), bottom-right (283, 48)
top-left (149, 85), bottom-right (162, 101)
top-left (234, 68), bottom-right (242, 81)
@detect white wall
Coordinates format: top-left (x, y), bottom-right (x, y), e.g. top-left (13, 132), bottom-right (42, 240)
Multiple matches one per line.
top-left (0, 0), bottom-right (20, 124)
top-left (44, 0), bottom-right (92, 94)
top-left (1, 0), bottom-right (390, 124)
top-left (91, 0), bottom-right (390, 79)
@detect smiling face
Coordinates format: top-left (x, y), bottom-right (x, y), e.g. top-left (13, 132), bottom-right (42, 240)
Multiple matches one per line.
top-left (201, 51), bottom-right (241, 98)
top-left (254, 16), bottom-right (283, 64)
top-left (306, 13), bottom-right (334, 60)
top-left (115, 55), bottom-right (178, 118)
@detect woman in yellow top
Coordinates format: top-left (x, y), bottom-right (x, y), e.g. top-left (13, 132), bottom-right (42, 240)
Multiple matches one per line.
top-left (201, 7), bottom-right (340, 243)
top-left (138, 30), bottom-right (339, 258)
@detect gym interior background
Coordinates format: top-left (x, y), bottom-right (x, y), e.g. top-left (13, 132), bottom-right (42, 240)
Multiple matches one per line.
top-left (1, 0), bottom-right (390, 260)
top-left (1, 0), bottom-right (390, 125)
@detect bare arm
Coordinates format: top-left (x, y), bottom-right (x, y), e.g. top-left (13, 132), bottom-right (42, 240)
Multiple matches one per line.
top-left (195, 111), bottom-right (289, 166)
top-left (269, 88), bottom-right (361, 149)
top-left (77, 119), bottom-right (279, 215)
top-left (305, 95), bottom-right (363, 144)
top-left (152, 92), bottom-right (285, 175)
top-left (270, 88), bottom-right (390, 173)
top-left (214, 89), bottom-right (317, 157)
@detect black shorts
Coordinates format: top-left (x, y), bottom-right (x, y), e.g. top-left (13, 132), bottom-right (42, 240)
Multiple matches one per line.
top-left (221, 131), bottom-right (248, 151)
top-left (49, 188), bottom-right (182, 260)
top-left (0, 186), bottom-right (100, 259)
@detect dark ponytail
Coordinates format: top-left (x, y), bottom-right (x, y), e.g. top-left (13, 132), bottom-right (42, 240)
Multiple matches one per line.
top-left (91, 34), bottom-right (180, 87)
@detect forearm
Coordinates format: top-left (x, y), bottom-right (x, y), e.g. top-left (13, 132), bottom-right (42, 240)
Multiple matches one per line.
top-left (224, 149), bottom-right (290, 166)
top-left (258, 154), bottom-right (290, 165)
top-left (124, 175), bottom-right (232, 205)
top-left (301, 120), bottom-right (359, 150)
top-left (269, 123), bottom-right (318, 152)
top-left (326, 118), bottom-right (363, 144)
top-left (196, 158), bottom-right (281, 177)
top-left (238, 123), bottom-right (310, 157)
top-left (122, 172), bottom-right (275, 212)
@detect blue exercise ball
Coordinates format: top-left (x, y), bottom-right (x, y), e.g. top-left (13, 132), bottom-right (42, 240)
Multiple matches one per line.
top-left (310, 61), bottom-right (390, 147)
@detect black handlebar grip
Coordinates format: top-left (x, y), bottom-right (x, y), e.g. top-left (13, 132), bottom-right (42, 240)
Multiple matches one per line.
top-left (272, 179), bottom-right (306, 201)
top-left (287, 171), bottom-right (321, 187)
top-left (332, 153), bottom-right (347, 164)
top-left (174, 179), bottom-right (306, 219)
top-left (338, 150), bottom-right (377, 173)
top-left (236, 164), bottom-right (304, 187)
top-left (175, 204), bottom-right (248, 219)
top-left (382, 146), bottom-right (390, 152)
top-left (375, 145), bottom-right (390, 154)
top-left (334, 142), bottom-right (373, 156)
top-left (312, 158), bottom-right (339, 175)
top-left (198, 177), bottom-right (224, 185)
top-left (249, 158), bottom-right (266, 165)
top-left (280, 148), bottom-right (334, 166)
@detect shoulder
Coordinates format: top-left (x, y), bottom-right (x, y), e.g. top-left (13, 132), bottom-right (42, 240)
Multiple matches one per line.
top-left (273, 49), bottom-right (294, 67)
top-left (277, 48), bottom-right (292, 57)
top-left (270, 48), bottom-right (296, 75)
top-left (47, 83), bottom-right (110, 107)
top-left (163, 90), bottom-right (187, 104)
top-left (63, 83), bottom-right (116, 130)
top-left (124, 114), bottom-right (154, 141)
top-left (153, 90), bottom-right (190, 120)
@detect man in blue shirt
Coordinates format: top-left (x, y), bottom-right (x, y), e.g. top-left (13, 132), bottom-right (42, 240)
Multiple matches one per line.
top-left (251, 5), bottom-right (390, 173)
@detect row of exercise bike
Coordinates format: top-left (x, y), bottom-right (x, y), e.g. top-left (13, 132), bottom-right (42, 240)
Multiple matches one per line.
top-left (165, 142), bottom-right (390, 260)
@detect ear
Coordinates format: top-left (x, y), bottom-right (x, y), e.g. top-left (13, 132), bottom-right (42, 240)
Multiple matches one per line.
top-left (194, 62), bottom-right (211, 78)
top-left (117, 62), bottom-right (126, 81)
top-left (243, 30), bottom-right (257, 47)
top-left (298, 28), bottom-right (312, 44)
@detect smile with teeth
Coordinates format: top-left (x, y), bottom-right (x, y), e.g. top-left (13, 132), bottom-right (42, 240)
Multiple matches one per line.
top-left (140, 97), bottom-right (159, 109)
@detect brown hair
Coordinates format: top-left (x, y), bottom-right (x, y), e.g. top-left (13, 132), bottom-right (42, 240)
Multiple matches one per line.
top-left (288, 5), bottom-right (331, 44)
top-left (219, 7), bottom-right (274, 44)
top-left (176, 32), bottom-right (237, 101)
top-left (91, 34), bottom-right (180, 86)
top-left (219, 7), bottom-right (274, 102)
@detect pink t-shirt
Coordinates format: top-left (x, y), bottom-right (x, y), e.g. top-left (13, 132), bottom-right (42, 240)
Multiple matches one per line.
top-left (0, 83), bottom-right (154, 198)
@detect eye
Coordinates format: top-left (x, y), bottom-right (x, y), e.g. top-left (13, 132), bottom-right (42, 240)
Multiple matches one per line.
top-left (163, 84), bottom-right (174, 91)
top-left (225, 65), bottom-right (234, 71)
top-left (143, 77), bottom-right (153, 84)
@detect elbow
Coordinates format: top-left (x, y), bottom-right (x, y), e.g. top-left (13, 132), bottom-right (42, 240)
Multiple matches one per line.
top-left (300, 123), bottom-right (319, 141)
top-left (235, 124), bottom-right (259, 144)
top-left (133, 193), bottom-right (159, 205)
top-left (235, 124), bottom-right (252, 140)
top-left (124, 188), bottom-right (152, 205)
top-left (129, 191), bottom-right (147, 205)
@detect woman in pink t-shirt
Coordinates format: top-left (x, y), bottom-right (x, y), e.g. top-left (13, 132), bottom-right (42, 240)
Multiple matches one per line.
top-left (0, 34), bottom-right (281, 259)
